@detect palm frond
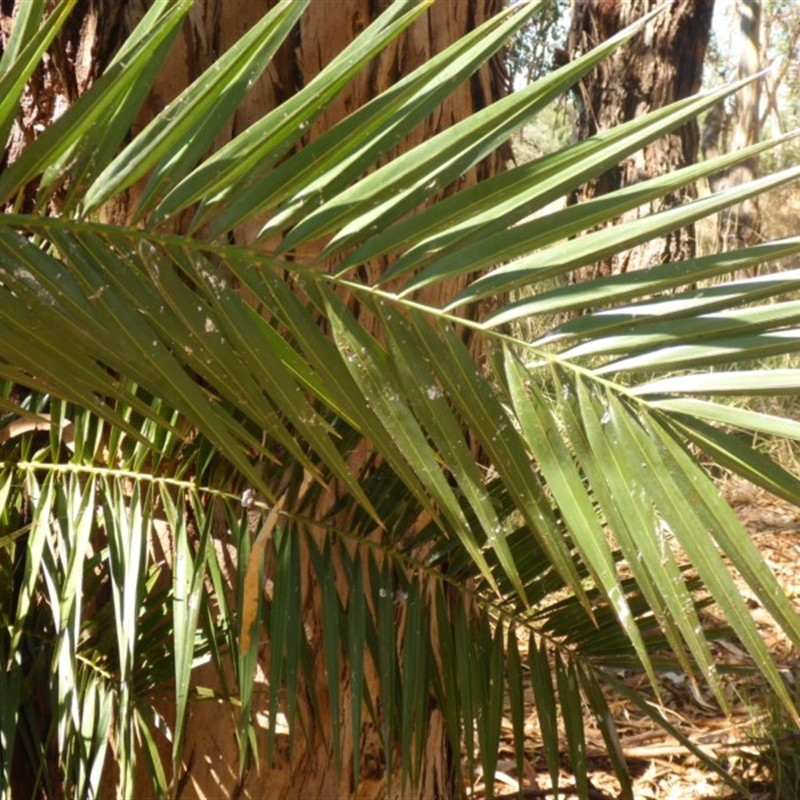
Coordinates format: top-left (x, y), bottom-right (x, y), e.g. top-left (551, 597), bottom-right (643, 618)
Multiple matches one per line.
top-left (2, 1), bottom-right (800, 797)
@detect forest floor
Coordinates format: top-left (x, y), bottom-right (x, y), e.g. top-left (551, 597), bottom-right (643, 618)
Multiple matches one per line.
top-left (482, 475), bottom-right (800, 800)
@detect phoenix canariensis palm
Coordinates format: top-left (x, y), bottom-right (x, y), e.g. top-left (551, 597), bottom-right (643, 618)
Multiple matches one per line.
top-left (2, 1), bottom-right (800, 798)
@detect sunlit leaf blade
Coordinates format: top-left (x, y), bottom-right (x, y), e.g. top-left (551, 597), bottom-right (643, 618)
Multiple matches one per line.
top-left (0, 0), bottom-right (47, 77)
top-left (208, 2), bottom-right (537, 245)
top-left (524, 245), bottom-right (800, 331)
top-left (279, 7), bottom-right (661, 257)
top-left (633, 368), bottom-right (800, 396)
top-left (159, 0), bottom-right (433, 230)
top-left (77, 676), bottom-right (113, 800)
top-left (59, 31), bottom-right (196, 210)
top-left (102, 478), bottom-right (150, 797)
top-left (0, 230), bottom-right (178, 436)
top-left (566, 377), bottom-right (701, 686)
top-left (164, 487), bottom-right (210, 777)
top-left (610, 395), bottom-right (800, 717)
top-left (54, 476), bottom-right (95, 764)
top-left (404, 131), bottom-right (791, 304)
top-left (322, 289), bottom-right (490, 563)
top-left (410, 312), bottom-right (584, 609)
top-left (1, 224), bottom-right (283, 495)
top-left (83, 0), bottom-right (308, 216)
top-left (482, 165), bottom-right (800, 329)
top-left (136, 706), bottom-right (169, 799)
top-left (666, 413), bottom-right (800, 505)
top-left (344, 78), bottom-right (763, 281)
top-left (645, 415), bottom-right (800, 657)
top-left (0, 1), bottom-right (192, 205)
top-left (575, 294), bottom-right (800, 369)
top-left (376, 304), bottom-right (502, 591)
top-left (612, 330), bottom-right (800, 373)
top-left (564, 297), bottom-right (800, 362)
top-left (110, 242), bottom-right (322, 475)
top-left (598, 394), bottom-right (730, 708)
top-left (652, 397), bottom-right (800, 441)
top-left (505, 350), bottom-right (656, 680)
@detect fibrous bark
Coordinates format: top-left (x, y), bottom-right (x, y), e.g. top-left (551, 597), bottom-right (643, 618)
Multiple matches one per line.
top-left (565, 0), bottom-right (715, 280)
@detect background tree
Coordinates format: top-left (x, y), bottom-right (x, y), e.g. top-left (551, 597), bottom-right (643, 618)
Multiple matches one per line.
top-left (758, 0), bottom-right (800, 146)
top-left (564, 0), bottom-right (715, 279)
top-left (728, 0), bottom-right (762, 246)
top-left (702, 0), bottom-right (762, 252)
top-left (505, 0), bottom-right (568, 88)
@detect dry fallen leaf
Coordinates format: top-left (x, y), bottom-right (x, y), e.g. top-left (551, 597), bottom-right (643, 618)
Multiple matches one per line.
top-left (240, 492), bottom-right (287, 655)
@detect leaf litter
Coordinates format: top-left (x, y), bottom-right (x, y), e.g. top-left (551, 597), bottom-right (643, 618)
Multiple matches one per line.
top-left (473, 475), bottom-right (800, 800)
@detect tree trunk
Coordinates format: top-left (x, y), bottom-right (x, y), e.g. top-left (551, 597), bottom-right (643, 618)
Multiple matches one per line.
top-left (565, 0), bottom-right (714, 281)
top-left (726, 0), bottom-right (762, 249)
top-left (3, 2), bottom-right (506, 798)
top-left (759, 0), bottom-right (800, 143)
top-left (702, 0), bottom-right (762, 258)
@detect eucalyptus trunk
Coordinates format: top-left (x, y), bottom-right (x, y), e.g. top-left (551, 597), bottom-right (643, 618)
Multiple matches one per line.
top-left (726, 0), bottom-right (762, 249)
top-left (1, 1), bottom-right (506, 797)
top-left (565, 0), bottom-right (714, 280)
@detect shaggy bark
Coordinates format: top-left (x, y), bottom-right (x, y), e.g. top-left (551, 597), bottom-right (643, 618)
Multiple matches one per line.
top-left (565, 0), bottom-right (714, 280)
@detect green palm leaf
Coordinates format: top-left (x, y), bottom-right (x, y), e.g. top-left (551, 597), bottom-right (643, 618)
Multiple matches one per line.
top-left (2, 2), bottom-right (800, 798)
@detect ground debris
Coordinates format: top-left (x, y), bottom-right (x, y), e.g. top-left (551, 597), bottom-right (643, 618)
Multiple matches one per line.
top-left (475, 476), bottom-right (800, 800)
